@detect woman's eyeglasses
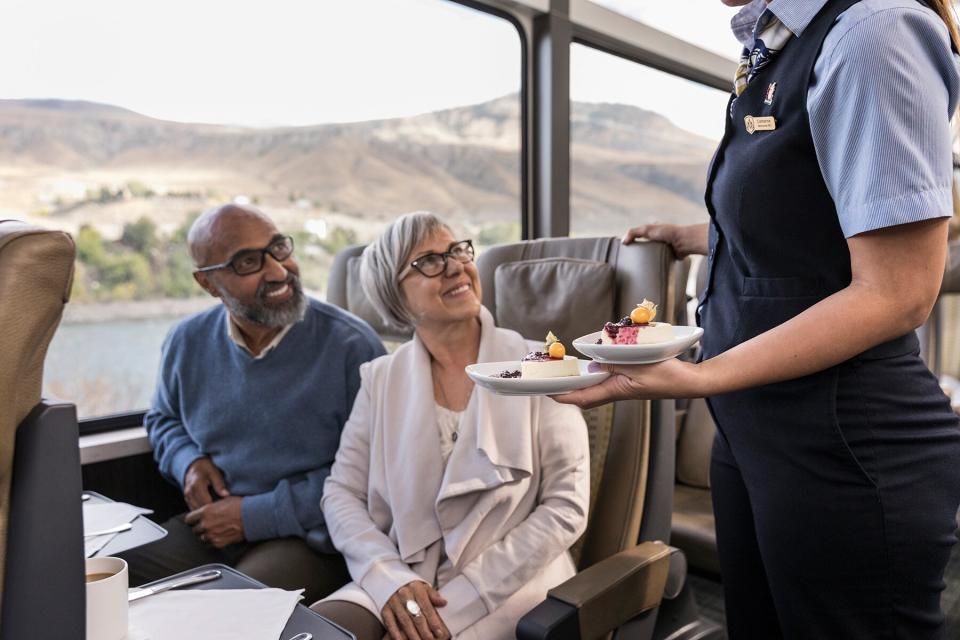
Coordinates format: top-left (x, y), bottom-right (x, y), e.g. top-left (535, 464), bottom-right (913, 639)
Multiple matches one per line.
top-left (400, 240), bottom-right (475, 280)
top-left (195, 235), bottom-right (295, 276)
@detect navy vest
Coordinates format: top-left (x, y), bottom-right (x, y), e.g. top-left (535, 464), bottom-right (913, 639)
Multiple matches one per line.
top-left (698, 0), bottom-right (919, 361)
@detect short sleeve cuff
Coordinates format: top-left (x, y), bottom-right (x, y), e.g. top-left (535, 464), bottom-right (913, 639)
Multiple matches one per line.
top-left (437, 574), bottom-right (488, 636)
top-left (841, 185), bottom-right (954, 238)
top-left (167, 444), bottom-right (204, 490)
top-left (241, 491), bottom-right (278, 542)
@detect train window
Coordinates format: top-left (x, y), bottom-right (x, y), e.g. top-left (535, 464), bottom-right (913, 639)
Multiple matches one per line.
top-left (1, 0), bottom-right (521, 420)
top-left (569, 43), bottom-right (729, 237)
top-left (586, 1), bottom-right (743, 59)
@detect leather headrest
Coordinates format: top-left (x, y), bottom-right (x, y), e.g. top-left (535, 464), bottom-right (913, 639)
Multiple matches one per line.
top-left (493, 258), bottom-right (615, 356)
top-left (478, 236), bottom-right (677, 333)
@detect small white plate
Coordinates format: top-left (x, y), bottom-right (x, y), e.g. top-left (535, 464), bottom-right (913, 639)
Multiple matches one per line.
top-left (465, 359), bottom-right (609, 396)
top-left (572, 325), bottom-right (704, 365)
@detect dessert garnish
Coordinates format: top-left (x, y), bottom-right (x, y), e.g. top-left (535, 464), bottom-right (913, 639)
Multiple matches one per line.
top-left (629, 299), bottom-right (657, 324)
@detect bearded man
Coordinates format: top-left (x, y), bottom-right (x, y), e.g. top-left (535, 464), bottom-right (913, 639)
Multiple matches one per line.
top-left (122, 204), bottom-right (385, 601)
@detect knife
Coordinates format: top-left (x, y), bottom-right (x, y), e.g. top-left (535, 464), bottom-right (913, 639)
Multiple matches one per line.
top-left (128, 569), bottom-right (222, 602)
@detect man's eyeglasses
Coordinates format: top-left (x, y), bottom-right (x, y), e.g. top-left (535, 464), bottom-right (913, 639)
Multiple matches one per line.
top-left (195, 235), bottom-right (295, 276)
top-left (400, 240), bottom-right (475, 280)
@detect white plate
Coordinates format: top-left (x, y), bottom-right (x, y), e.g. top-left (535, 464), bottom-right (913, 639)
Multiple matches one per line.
top-left (572, 325), bottom-right (704, 364)
top-left (465, 359), bottom-right (610, 396)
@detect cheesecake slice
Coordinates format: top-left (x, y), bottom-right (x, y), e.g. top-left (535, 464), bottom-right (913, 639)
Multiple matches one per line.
top-left (601, 299), bottom-right (673, 345)
top-left (520, 331), bottom-right (579, 379)
top-left (601, 321), bottom-right (673, 345)
top-left (520, 352), bottom-right (580, 379)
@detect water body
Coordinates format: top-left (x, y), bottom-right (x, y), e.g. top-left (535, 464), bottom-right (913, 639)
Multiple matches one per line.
top-left (44, 316), bottom-right (187, 419)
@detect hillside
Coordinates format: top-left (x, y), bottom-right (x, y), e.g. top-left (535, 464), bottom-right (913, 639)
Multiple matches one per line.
top-left (0, 95), bottom-right (714, 239)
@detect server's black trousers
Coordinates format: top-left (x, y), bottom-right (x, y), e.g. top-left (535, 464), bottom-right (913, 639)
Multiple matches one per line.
top-left (709, 352), bottom-right (960, 639)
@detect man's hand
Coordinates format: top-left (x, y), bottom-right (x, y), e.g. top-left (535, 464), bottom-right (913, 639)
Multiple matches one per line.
top-left (184, 496), bottom-right (245, 548)
top-left (621, 223), bottom-right (710, 259)
top-left (183, 457), bottom-right (230, 511)
top-left (381, 580), bottom-right (450, 640)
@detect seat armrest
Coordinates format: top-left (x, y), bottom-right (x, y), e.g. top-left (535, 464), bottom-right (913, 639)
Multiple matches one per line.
top-left (516, 541), bottom-right (674, 640)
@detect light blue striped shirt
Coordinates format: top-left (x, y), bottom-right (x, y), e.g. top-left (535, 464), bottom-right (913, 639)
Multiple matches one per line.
top-left (733, 0), bottom-right (960, 237)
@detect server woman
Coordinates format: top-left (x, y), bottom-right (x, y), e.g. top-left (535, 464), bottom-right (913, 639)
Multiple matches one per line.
top-left (558, 1), bottom-right (960, 638)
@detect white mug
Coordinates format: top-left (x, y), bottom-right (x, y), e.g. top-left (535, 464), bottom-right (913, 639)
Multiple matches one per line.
top-left (85, 556), bottom-right (128, 640)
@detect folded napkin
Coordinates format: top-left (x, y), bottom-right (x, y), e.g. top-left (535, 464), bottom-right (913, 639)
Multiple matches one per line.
top-left (83, 501), bottom-right (153, 557)
top-left (128, 588), bottom-right (302, 640)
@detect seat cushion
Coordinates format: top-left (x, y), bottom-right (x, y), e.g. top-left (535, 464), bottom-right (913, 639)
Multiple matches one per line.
top-left (671, 485), bottom-right (719, 575)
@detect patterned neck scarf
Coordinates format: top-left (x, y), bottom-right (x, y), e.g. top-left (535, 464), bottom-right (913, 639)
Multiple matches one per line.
top-left (734, 9), bottom-right (795, 97)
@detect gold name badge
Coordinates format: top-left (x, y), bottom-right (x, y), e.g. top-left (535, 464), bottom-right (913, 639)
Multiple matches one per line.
top-left (744, 115), bottom-right (776, 134)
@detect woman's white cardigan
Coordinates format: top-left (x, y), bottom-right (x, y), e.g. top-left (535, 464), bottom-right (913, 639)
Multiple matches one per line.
top-left (321, 307), bottom-right (590, 639)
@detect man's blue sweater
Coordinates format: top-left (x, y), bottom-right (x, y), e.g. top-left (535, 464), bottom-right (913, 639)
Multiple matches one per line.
top-left (144, 298), bottom-right (386, 551)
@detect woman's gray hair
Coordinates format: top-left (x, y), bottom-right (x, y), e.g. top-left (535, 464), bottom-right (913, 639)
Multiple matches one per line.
top-left (360, 211), bottom-right (453, 332)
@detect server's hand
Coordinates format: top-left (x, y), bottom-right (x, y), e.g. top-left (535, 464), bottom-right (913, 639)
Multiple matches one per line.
top-left (553, 358), bottom-right (707, 408)
top-left (622, 223), bottom-right (710, 258)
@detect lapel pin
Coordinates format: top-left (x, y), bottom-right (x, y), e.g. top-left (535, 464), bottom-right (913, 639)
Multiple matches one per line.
top-left (764, 82), bottom-right (777, 106)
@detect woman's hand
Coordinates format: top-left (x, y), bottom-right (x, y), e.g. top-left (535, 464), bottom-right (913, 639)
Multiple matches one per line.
top-left (553, 358), bottom-right (710, 409)
top-left (622, 223), bottom-right (710, 258)
top-left (381, 580), bottom-right (450, 640)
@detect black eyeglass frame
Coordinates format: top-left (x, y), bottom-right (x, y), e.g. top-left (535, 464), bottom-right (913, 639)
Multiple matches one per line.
top-left (400, 239), bottom-right (475, 280)
top-left (194, 235), bottom-right (295, 276)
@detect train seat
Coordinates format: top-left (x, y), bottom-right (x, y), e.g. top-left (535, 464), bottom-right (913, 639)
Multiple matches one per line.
top-left (0, 220), bottom-right (83, 640)
top-left (329, 237), bottom-right (720, 639)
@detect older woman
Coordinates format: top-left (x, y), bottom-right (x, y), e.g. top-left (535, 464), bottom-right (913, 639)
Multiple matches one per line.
top-left (310, 212), bottom-right (590, 640)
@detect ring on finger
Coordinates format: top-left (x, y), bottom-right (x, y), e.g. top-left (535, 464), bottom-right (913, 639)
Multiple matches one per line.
top-left (405, 599), bottom-right (422, 618)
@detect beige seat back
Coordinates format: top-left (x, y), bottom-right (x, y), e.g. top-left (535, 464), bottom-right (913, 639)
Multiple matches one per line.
top-left (327, 244), bottom-right (413, 344)
top-left (476, 237), bottom-right (679, 568)
top-left (0, 220), bottom-right (75, 605)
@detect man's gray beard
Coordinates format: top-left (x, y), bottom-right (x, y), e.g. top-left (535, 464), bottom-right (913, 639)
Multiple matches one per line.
top-left (217, 274), bottom-right (307, 328)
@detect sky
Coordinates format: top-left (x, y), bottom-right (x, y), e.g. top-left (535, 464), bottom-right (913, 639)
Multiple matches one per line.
top-left (0, 0), bottom-right (742, 139)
